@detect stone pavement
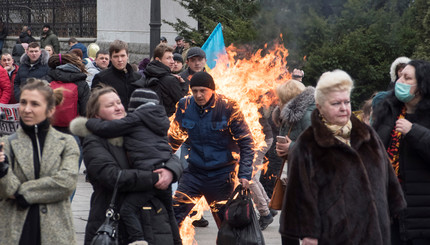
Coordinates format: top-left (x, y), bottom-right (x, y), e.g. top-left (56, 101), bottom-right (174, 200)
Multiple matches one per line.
top-left (72, 167), bottom-right (283, 245)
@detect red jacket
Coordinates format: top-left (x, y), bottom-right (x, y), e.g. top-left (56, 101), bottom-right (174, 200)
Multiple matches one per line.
top-left (8, 64), bottom-right (19, 104)
top-left (0, 66), bottom-right (12, 104)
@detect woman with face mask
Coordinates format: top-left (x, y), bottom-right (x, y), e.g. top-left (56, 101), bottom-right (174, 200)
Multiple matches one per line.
top-left (373, 60), bottom-right (430, 245)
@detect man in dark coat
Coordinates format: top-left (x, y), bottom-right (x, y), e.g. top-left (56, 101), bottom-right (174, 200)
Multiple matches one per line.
top-left (40, 24), bottom-right (60, 54)
top-left (179, 47), bottom-right (207, 95)
top-left (139, 44), bottom-right (184, 117)
top-left (0, 17), bottom-right (8, 55)
top-left (91, 40), bottom-right (141, 111)
top-left (169, 72), bottom-right (255, 229)
top-left (17, 26), bottom-right (36, 44)
top-left (13, 42), bottom-right (50, 101)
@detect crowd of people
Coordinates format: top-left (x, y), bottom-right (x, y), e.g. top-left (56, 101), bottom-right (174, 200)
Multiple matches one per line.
top-left (0, 24), bottom-right (429, 245)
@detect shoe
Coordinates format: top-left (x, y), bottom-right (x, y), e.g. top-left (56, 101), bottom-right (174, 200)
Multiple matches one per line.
top-left (259, 213), bottom-right (274, 230)
top-left (192, 217), bottom-right (209, 227)
top-left (270, 208), bottom-right (278, 218)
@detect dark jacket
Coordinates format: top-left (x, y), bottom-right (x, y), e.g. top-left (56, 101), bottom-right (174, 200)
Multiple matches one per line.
top-left (169, 93), bottom-right (254, 180)
top-left (273, 86), bottom-right (316, 150)
top-left (179, 67), bottom-right (194, 95)
top-left (18, 32), bottom-right (36, 44)
top-left (40, 30), bottom-right (60, 54)
top-left (69, 42), bottom-right (88, 59)
top-left (280, 110), bottom-right (406, 245)
top-left (142, 60), bottom-right (184, 117)
top-left (14, 49), bottom-right (50, 101)
top-left (45, 63), bottom-right (90, 117)
top-left (92, 63), bottom-right (141, 111)
top-left (86, 103), bottom-right (178, 174)
top-left (0, 22), bottom-right (7, 40)
top-left (373, 92), bottom-right (430, 240)
top-left (70, 117), bottom-right (182, 245)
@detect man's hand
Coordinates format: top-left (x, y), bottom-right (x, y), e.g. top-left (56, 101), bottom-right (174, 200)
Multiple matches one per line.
top-left (239, 178), bottom-right (249, 189)
top-left (173, 74), bottom-right (185, 83)
top-left (154, 168), bottom-right (173, 190)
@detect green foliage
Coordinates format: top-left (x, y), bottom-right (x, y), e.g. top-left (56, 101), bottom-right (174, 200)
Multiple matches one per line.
top-left (164, 0), bottom-right (260, 46)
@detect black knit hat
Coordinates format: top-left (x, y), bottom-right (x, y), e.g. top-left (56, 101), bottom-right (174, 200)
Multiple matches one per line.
top-left (128, 88), bottom-right (160, 112)
top-left (173, 53), bottom-right (183, 64)
top-left (190, 72), bottom-right (215, 90)
top-left (43, 24), bottom-right (50, 29)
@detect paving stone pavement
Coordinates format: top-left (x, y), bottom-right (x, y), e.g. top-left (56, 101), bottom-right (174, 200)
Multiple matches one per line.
top-left (72, 167), bottom-right (283, 244)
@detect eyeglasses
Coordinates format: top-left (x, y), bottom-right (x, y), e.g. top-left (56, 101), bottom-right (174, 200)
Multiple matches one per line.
top-left (292, 75), bottom-right (303, 78)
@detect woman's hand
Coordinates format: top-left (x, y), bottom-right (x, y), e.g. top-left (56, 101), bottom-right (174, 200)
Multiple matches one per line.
top-left (153, 168), bottom-right (173, 190)
top-left (173, 74), bottom-right (185, 83)
top-left (396, 119), bottom-right (413, 135)
top-left (276, 136), bottom-right (292, 157)
top-left (302, 237), bottom-right (318, 245)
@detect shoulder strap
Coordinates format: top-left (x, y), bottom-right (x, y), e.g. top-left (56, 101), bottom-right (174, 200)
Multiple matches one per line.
top-left (109, 170), bottom-right (122, 209)
top-left (8, 133), bottom-right (17, 169)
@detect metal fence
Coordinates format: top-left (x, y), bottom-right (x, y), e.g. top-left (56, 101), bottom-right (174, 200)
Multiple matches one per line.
top-left (1, 0), bottom-right (97, 38)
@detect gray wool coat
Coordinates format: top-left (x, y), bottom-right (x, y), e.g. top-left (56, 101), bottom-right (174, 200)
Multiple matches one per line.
top-left (0, 127), bottom-right (80, 244)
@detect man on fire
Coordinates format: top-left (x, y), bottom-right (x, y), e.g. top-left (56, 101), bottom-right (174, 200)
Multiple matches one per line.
top-left (168, 71), bottom-right (254, 228)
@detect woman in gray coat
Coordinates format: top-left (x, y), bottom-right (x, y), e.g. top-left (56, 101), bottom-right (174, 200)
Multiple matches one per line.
top-left (0, 78), bottom-right (80, 244)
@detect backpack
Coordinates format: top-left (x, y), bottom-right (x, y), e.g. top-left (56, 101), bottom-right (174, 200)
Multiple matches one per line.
top-left (50, 81), bottom-right (79, 127)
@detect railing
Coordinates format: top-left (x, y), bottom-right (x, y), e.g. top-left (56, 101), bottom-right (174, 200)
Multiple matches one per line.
top-left (0, 0), bottom-right (97, 38)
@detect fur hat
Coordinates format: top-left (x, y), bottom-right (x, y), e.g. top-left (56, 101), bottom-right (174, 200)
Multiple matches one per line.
top-left (128, 88), bottom-right (160, 112)
top-left (190, 72), bottom-right (215, 90)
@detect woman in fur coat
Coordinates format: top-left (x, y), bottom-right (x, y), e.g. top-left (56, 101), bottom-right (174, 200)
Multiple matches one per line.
top-left (280, 70), bottom-right (406, 245)
top-left (373, 60), bottom-right (430, 245)
top-left (273, 79), bottom-right (315, 245)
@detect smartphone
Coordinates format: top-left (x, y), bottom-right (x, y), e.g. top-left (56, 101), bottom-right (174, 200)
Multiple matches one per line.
top-left (277, 136), bottom-right (287, 143)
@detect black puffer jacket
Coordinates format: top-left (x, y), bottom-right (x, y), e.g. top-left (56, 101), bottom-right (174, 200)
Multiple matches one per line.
top-left (85, 103), bottom-right (179, 175)
top-left (46, 63), bottom-right (90, 117)
top-left (92, 64), bottom-right (141, 110)
top-left (70, 117), bottom-right (182, 245)
top-left (141, 60), bottom-right (184, 117)
top-left (373, 92), bottom-right (430, 241)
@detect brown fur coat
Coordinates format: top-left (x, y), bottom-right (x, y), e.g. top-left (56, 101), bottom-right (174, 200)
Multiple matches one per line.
top-left (279, 109), bottom-right (406, 245)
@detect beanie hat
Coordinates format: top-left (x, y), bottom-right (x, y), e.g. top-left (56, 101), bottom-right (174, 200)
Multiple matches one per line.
top-left (128, 88), bottom-right (160, 112)
top-left (173, 53), bottom-right (184, 64)
top-left (43, 24), bottom-right (51, 29)
top-left (190, 72), bottom-right (215, 90)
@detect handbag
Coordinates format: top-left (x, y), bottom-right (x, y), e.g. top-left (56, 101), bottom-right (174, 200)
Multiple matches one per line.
top-left (217, 185), bottom-right (265, 245)
top-left (224, 185), bottom-right (253, 228)
top-left (269, 123), bottom-right (294, 210)
top-left (90, 171), bottom-right (122, 245)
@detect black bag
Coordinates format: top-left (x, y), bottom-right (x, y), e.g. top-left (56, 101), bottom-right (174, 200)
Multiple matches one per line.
top-left (225, 185), bottom-right (253, 228)
top-left (217, 185), bottom-right (265, 245)
top-left (90, 171), bottom-right (122, 245)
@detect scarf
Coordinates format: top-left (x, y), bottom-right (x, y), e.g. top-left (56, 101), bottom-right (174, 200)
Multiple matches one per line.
top-left (322, 117), bottom-right (353, 146)
top-left (386, 106), bottom-right (406, 178)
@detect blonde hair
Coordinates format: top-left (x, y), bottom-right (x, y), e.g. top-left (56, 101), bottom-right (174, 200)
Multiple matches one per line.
top-left (276, 79), bottom-right (306, 107)
top-left (315, 69), bottom-right (354, 105)
top-left (86, 85), bottom-right (119, 118)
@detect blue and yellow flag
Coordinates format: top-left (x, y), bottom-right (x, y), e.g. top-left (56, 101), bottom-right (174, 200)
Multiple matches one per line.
top-left (201, 23), bottom-right (227, 70)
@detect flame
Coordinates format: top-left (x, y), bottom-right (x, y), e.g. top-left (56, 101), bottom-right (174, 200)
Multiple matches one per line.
top-left (176, 192), bottom-right (211, 245)
top-left (303, 55), bottom-right (307, 61)
top-left (210, 38), bottom-right (290, 152)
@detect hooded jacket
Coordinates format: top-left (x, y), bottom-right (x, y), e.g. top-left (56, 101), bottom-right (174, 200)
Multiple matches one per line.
top-left (169, 93), bottom-right (254, 180)
top-left (141, 60), bottom-right (184, 117)
top-left (280, 110), bottom-right (406, 245)
top-left (387, 56), bottom-right (411, 90)
top-left (13, 49), bottom-right (50, 101)
top-left (70, 117), bottom-right (182, 245)
top-left (69, 42), bottom-right (88, 59)
top-left (92, 63), bottom-right (141, 111)
top-left (18, 31), bottom-right (36, 44)
top-left (0, 66), bottom-right (12, 104)
top-left (40, 29), bottom-right (60, 53)
top-left (373, 92), bottom-right (430, 240)
top-left (273, 86), bottom-right (315, 149)
top-left (45, 63), bottom-right (90, 118)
